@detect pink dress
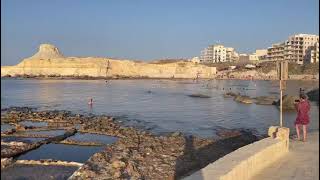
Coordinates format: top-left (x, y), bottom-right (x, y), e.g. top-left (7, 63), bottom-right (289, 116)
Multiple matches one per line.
top-left (295, 100), bottom-right (311, 125)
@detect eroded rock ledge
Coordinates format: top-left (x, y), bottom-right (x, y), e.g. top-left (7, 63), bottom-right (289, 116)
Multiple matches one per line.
top-left (1, 107), bottom-right (259, 179)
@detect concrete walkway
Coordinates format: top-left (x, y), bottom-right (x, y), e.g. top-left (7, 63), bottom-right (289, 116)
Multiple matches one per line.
top-left (251, 131), bottom-right (319, 180)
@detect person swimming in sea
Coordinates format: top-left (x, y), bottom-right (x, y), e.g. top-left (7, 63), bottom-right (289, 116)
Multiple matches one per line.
top-left (88, 98), bottom-right (93, 105)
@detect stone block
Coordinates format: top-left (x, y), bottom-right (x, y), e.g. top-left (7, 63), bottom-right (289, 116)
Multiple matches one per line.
top-left (268, 126), bottom-right (289, 140)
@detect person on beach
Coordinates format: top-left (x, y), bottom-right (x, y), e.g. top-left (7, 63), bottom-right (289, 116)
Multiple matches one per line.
top-left (294, 94), bottom-right (310, 142)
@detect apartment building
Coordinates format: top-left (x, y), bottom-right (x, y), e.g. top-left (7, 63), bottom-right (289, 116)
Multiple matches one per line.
top-left (255, 49), bottom-right (268, 60)
top-left (307, 42), bottom-right (319, 63)
top-left (267, 43), bottom-right (285, 61)
top-left (200, 44), bottom-right (238, 63)
top-left (247, 49), bottom-right (268, 61)
top-left (267, 34), bottom-right (319, 64)
top-left (226, 47), bottom-right (240, 62)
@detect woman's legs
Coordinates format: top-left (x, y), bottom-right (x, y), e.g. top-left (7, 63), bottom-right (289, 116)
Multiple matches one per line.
top-left (302, 125), bottom-right (307, 142)
top-left (295, 124), bottom-right (301, 140)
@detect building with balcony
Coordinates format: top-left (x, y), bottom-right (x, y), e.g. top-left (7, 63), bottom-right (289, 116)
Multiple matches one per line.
top-left (200, 45), bottom-right (238, 63)
top-left (226, 47), bottom-right (240, 62)
top-left (307, 42), bottom-right (319, 63)
top-left (267, 43), bottom-right (285, 61)
top-left (267, 34), bottom-right (319, 64)
top-left (255, 49), bottom-right (268, 60)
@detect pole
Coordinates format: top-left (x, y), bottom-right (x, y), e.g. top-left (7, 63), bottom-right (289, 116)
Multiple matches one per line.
top-left (280, 80), bottom-right (283, 127)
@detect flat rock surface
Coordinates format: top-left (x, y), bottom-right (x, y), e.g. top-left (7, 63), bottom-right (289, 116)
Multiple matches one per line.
top-left (251, 131), bottom-right (319, 180)
top-left (1, 164), bottom-right (78, 180)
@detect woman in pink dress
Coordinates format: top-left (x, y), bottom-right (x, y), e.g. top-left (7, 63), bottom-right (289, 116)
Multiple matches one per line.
top-left (294, 94), bottom-right (311, 142)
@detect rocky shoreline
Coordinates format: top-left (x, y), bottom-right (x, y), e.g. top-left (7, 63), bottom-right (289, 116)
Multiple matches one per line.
top-left (1, 107), bottom-right (260, 179)
top-left (223, 88), bottom-right (319, 109)
top-left (1, 75), bottom-right (319, 81)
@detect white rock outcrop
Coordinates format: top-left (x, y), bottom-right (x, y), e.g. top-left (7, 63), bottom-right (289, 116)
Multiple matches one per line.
top-left (1, 44), bottom-right (217, 78)
top-left (28, 44), bottom-right (64, 59)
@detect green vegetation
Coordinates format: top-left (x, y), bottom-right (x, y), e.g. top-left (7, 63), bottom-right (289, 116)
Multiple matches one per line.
top-left (256, 62), bottom-right (319, 75)
top-left (204, 61), bottom-right (319, 75)
top-left (290, 62), bottom-right (319, 75)
top-left (256, 62), bottom-right (276, 74)
top-left (205, 62), bottom-right (247, 71)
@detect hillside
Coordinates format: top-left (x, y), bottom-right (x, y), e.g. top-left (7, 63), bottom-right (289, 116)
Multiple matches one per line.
top-left (1, 44), bottom-right (216, 79)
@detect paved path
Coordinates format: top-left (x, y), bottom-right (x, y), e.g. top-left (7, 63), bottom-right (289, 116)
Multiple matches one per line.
top-left (251, 132), bottom-right (319, 180)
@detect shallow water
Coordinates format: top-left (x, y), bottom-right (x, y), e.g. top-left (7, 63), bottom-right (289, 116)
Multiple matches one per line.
top-left (17, 130), bottom-right (66, 137)
top-left (1, 124), bottom-right (14, 132)
top-left (1, 164), bottom-right (78, 180)
top-left (1, 79), bottom-right (319, 137)
top-left (67, 133), bottom-right (118, 144)
top-left (19, 121), bottom-right (48, 127)
top-left (17, 143), bottom-right (104, 163)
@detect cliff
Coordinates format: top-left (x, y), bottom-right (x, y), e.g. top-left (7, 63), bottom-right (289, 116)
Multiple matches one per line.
top-left (1, 44), bottom-right (216, 79)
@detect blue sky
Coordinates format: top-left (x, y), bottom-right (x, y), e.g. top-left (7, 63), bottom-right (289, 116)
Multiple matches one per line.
top-left (1, 0), bottom-right (319, 65)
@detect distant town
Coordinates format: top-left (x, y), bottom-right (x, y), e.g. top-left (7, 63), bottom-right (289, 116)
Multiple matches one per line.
top-left (191, 33), bottom-right (319, 65)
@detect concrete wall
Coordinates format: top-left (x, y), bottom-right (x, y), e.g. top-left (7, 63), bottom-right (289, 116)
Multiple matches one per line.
top-left (183, 126), bottom-right (290, 180)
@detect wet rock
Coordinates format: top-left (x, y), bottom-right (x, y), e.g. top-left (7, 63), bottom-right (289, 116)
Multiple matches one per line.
top-left (15, 124), bottom-right (26, 131)
top-left (1, 141), bottom-right (41, 158)
top-left (2, 107), bottom-right (259, 180)
top-left (273, 95), bottom-right (299, 111)
top-left (70, 129), bottom-right (258, 179)
top-left (188, 94), bottom-right (211, 98)
top-left (1, 158), bottom-right (13, 169)
top-left (216, 129), bottom-right (242, 138)
top-left (170, 132), bottom-right (183, 137)
top-left (234, 95), bottom-right (253, 104)
top-left (306, 88), bottom-right (319, 102)
top-left (223, 92), bottom-right (239, 98)
top-left (58, 139), bottom-right (104, 146)
top-left (254, 96), bottom-right (278, 105)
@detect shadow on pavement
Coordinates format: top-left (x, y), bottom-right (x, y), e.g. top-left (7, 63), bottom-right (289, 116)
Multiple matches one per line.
top-left (174, 130), bottom-right (259, 180)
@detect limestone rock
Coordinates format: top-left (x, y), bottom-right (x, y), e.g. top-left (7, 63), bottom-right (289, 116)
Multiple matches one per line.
top-left (234, 95), bottom-right (253, 104)
top-left (223, 92), bottom-right (238, 98)
top-left (28, 44), bottom-right (64, 60)
top-left (112, 160), bottom-right (126, 169)
top-left (1, 44), bottom-right (216, 78)
top-left (255, 96), bottom-right (278, 105)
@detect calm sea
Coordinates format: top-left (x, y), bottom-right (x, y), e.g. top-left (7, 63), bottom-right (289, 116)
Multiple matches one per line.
top-left (1, 79), bottom-right (319, 137)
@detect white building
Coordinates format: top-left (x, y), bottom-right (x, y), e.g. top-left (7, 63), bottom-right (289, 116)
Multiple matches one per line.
top-left (226, 47), bottom-right (239, 62)
top-left (307, 42), bottom-right (319, 63)
top-left (190, 56), bottom-right (200, 63)
top-left (267, 34), bottom-right (319, 64)
top-left (200, 44), bottom-right (238, 63)
top-left (255, 49), bottom-right (268, 60)
top-left (249, 54), bottom-right (259, 61)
